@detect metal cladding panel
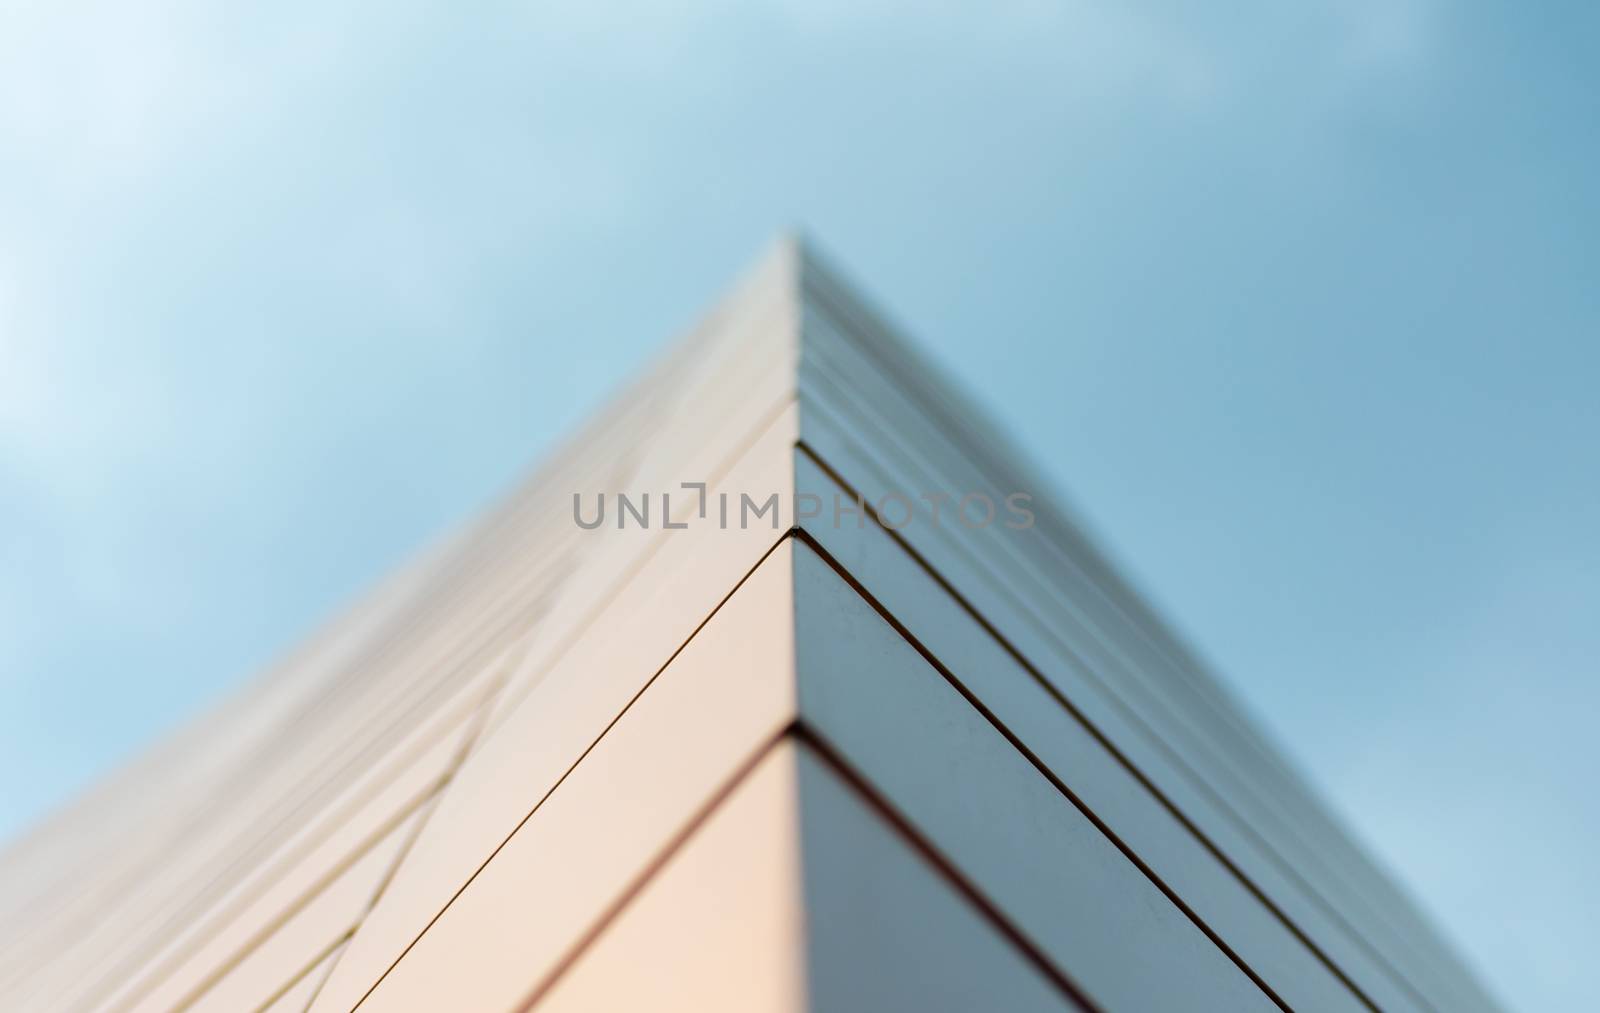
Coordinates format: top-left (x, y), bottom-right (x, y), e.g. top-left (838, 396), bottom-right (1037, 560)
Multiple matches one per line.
top-left (0, 237), bottom-right (1500, 1013)
top-left (309, 406), bottom-right (802, 1013)
top-left (532, 740), bottom-right (812, 1013)
top-left (794, 254), bottom-right (1494, 1012)
top-left (793, 453), bottom-right (1385, 1013)
top-left (791, 537), bottom-right (1275, 1012)
top-left (533, 739), bottom-right (1078, 1013)
top-left (178, 803), bottom-right (427, 1013)
top-left (343, 541), bottom-right (800, 1013)
top-left (791, 741), bottom-right (1082, 1013)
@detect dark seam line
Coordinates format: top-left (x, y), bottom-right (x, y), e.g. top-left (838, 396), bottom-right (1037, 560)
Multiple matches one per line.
top-left (512, 724), bottom-right (797, 1012)
top-left (245, 927), bottom-right (353, 1013)
top-left (295, 939), bottom-right (345, 1013)
top-left (800, 359), bottom-right (1401, 954)
top-left (793, 440), bottom-right (1418, 1009)
top-left (367, 658), bottom-right (510, 910)
top-left (796, 318), bottom-right (1441, 959)
top-left (75, 474), bottom-right (580, 963)
top-left (793, 528), bottom-right (1292, 1013)
top-left (82, 584), bottom-right (565, 1008)
top-left (796, 441), bottom-right (1431, 1013)
top-left (116, 601), bottom-right (532, 967)
top-left (166, 776), bottom-right (450, 1013)
top-left (805, 273), bottom-right (1219, 704)
top-left (154, 539), bottom-right (564, 863)
top-left (799, 360), bottom-right (1303, 814)
top-left (29, 346), bottom-right (743, 984)
top-left (792, 725), bottom-right (1101, 1013)
top-left (13, 368), bottom-right (696, 970)
top-left (795, 438), bottom-right (1404, 1008)
top-left (236, 398), bottom-right (675, 1004)
top-left (347, 528), bottom-right (796, 1011)
top-left (482, 389), bottom-right (800, 732)
top-left (305, 662), bottom-right (515, 1012)
top-left (95, 694), bottom-right (489, 1013)
top-left (802, 291), bottom-right (1274, 765)
top-left (795, 440), bottom-right (1415, 1011)
top-left (18, 362), bottom-right (756, 997)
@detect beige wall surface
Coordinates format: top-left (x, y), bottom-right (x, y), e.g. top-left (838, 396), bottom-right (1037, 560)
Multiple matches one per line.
top-left (0, 240), bottom-right (1500, 1013)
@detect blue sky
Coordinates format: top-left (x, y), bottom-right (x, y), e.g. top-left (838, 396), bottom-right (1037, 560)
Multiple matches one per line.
top-left (2, 1), bottom-right (1596, 1007)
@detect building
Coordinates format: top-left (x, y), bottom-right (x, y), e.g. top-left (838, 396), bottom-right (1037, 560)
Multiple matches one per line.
top-left (0, 239), bottom-right (1499, 1012)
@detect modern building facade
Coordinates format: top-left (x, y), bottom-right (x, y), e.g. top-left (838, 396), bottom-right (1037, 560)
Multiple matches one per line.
top-left (0, 240), bottom-right (1500, 1012)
